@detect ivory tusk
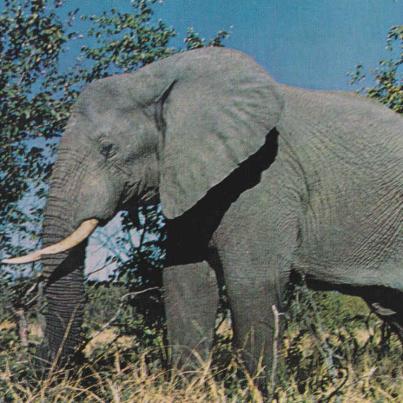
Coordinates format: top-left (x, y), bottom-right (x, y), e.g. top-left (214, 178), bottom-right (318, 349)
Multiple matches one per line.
top-left (1, 218), bottom-right (99, 265)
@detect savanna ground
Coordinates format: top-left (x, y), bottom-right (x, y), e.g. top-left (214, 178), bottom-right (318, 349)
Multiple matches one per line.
top-left (0, 283), bottom-right (401, 402)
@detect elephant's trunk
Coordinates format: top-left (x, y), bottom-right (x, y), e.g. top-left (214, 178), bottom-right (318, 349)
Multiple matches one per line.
top-left (38, 152), bottom-right (93, 364)
top-left (41, 243), bottom-right (86, 365)
top-left (3, 141), bottom-right (119, 364)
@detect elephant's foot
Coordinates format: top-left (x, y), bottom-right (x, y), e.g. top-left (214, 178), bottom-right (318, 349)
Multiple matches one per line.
top-left (370, 301), bottom-right (403, 344)
top-left (362, 287), bottom-right (403, 344)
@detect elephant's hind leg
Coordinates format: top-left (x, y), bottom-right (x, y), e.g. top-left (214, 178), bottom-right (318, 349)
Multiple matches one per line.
top-left (163, 261), bottom-right (219, 370)
top-left (364, 287), bottom-right (403, 343)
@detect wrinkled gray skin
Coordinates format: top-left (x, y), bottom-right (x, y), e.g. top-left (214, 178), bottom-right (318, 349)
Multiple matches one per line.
top-left (33, 48), bottom-right (402, 374)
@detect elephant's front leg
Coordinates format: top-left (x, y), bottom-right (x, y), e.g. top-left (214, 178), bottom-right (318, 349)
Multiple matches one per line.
top-left (220, 259), bottom-right (288, 377)
top-left (211, 172), bottom-right (300, 379)
top-left (163, 261), bottom-right (219, 369)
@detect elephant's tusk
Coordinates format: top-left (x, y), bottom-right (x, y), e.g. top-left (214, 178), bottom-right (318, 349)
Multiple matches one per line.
top-left (1, 218), bottom-right (99, 264)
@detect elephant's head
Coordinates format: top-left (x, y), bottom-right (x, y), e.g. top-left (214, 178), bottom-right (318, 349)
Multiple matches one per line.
top-left (3, 48), bottom-right (283, 361)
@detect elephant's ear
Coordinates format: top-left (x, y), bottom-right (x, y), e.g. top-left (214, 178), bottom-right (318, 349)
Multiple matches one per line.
top-left (158, 48), bottom-right (284, 219)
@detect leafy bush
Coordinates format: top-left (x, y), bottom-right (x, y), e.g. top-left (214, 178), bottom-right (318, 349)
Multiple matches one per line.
top-left (350, 25), bottom-right (402, 113)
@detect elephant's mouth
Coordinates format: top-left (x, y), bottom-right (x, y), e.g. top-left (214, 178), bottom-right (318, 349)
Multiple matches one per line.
top-left (2, 218), bottom-right (99, 264)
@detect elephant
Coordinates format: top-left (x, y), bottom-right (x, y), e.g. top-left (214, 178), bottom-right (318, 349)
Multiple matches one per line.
top-left (3, 47), bottom-right (402, 376)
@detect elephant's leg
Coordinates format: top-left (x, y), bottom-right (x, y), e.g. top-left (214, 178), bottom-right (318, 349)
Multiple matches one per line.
top-left (163, 261), bottom-right (219, 369)
top-left (217, 251), bottom-right (290, 376)
top-left (212, 182), bottom-right (300, 377)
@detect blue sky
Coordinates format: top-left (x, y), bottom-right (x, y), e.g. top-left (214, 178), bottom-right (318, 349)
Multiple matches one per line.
top-left (59, 0), bottom-right (402, 90)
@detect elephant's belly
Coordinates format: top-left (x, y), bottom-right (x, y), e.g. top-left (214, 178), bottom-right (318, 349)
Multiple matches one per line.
top-left (295, 179), bottom-right (402, 291)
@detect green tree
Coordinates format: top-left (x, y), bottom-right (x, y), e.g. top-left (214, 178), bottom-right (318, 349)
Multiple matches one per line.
top-left (0, 0), bottom-right (80, 252)
top-left (0, 0), bottom-right (85, 347)
top-left (350, 25), bottom-right (402, 113)
top-left (79, 1), bottom-right (176, 82)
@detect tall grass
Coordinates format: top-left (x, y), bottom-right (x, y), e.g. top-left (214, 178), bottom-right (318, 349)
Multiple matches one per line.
top-left (0, 288), bottom-right (401, 402)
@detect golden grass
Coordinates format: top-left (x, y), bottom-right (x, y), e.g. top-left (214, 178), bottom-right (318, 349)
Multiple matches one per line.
top-left (0, 320), bottom-right (15, 331)
top-left (84, 329), bottom-right (133, 356)
top-left (0, 327), bottom-right (401, 402)
top-left (1, 352), bottom-right (401, 402)
top-left (0, 291), bottom-right (401, 401)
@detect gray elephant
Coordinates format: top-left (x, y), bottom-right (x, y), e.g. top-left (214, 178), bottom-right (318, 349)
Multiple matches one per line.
top-left (3, 47), bottom-right (402, 375)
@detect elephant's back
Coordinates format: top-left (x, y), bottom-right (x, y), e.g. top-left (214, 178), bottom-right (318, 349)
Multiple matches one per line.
top-left (277, 85), bottom-right (402, 191)
top-left (278, 85), bottom-right (402, 290)
top-left (278, 85), bottom-right (402, 159)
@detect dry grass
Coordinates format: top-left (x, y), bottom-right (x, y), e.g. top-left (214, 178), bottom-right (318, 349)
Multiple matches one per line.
top-left (1, 330), bottom-right (401, 401)
top-left (0, 342), bottom-right (401, 402)
top-left (0, 290), bottom-right (402, 402)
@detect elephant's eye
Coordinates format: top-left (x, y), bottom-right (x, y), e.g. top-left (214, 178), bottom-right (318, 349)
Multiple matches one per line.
top-left (100, 143), bottom-right (117, 159)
